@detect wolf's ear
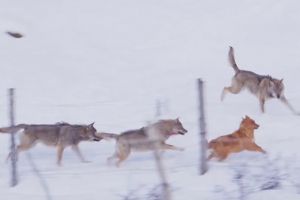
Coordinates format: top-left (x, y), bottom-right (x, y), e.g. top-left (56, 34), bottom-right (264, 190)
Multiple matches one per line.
top-left (87, 122), bottom-right (95, 129)
top-left (270, 81), bottom-right (275, 86)
top-left (175, 118), bottom-right (180, 123)
top-left (245, 115), bottom-right (249, 119)
top-left (280, 78), bottom-right (284, 83)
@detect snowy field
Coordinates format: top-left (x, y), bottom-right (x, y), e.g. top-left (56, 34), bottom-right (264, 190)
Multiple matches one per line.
top-left (1, 0), bottom-right (300, 199)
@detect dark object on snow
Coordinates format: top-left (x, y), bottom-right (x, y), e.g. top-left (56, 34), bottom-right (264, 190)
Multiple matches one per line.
top-left (6, 31), bottom-right (23, 38)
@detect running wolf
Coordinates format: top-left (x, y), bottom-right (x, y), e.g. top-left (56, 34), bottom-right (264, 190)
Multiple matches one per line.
top-left (97, 118), bottom-right (188, 167)
top-left (207, 115), bottom-right (266, 161)
top-left (221, 46), bottom-right (298, 115)
top-left (0, 122), bottom-right (102, 166)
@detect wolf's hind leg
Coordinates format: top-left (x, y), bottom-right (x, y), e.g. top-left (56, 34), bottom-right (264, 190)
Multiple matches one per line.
top-left (57, 145), bottom-right (65, 166)
top-left (107, 152), bottom-right (118, 164)
top-left (116, 150), bottom-right (130, 168)
top-left (221, 79), bottom-right (243, 101)
top-left (6, 134), bottom-right (35, 163)
top-left (161, 143), bottom-right (184, 151)
top-left (114, 142), bottom-right (131, 167)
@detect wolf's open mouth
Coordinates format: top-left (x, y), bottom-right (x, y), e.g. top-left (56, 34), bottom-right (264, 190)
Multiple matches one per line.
top-left (178, 131), bottom-right (185, 135)
top-left (93, 138), bottom-right (101, 142)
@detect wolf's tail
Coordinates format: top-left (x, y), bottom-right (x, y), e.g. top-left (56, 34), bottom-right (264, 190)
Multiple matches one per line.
top-left (207, 139), bottom-right (217, 149)
top-left (0, 124), bottom-right (28, 133)
top-left (95, 132), bottom-right (119, 141)
top-left (228, 46), bottom-right (240, 73)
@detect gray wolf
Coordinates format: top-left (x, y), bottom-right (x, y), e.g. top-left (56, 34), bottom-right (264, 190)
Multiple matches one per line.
top-left (221, 46), bottom-right (298, 115)
top-left (0, 122), bottom-right (102, 166)
top-left (207, 115), bottom-right (266, 161)
top-left (97, 118), bottom-right (188, 167)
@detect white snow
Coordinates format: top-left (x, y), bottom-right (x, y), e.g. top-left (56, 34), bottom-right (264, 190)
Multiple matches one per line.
top-left (1, 0), bottom-right (300, 199)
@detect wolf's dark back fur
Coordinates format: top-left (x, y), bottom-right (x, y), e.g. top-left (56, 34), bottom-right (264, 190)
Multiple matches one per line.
top-left (119, 128), bottom-right (146, 137)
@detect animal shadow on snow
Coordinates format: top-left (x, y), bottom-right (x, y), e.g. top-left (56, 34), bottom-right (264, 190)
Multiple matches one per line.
top-left (208, 151), bottom-right (267, 167)
top-left (110, 151), bottom-right (180, 165)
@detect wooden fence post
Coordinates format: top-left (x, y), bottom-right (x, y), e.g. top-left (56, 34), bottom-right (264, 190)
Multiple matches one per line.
top-left (9, 88), bottom-right (18, 186)
top-left (198, 79), bottom-right (208, 175)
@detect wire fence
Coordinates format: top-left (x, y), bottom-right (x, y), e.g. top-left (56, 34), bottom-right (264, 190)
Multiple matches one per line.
top-left (1, 78), bottom-right (300, 200)
top-left (0, 81), bottom-right (202, 200)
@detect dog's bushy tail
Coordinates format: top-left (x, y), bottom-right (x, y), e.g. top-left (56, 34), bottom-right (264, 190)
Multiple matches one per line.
top-left (228, 46), bottom-right (240, 73)
top-left (0, 124), bottom-right (28, 133)
top-left (96, 132), bottom-right (119, 141)
top-left (207, 139), bottom-right (217, 149)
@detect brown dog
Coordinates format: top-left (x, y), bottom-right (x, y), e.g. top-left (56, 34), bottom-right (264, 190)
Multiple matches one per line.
top-left (207, 115), bottom-right (266, 161)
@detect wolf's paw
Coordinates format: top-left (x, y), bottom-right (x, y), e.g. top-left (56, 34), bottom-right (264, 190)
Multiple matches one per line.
top-left (178, 148), bottom-right (185, 151)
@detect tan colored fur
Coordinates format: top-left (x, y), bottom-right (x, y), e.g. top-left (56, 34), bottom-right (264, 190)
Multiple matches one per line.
top-left (207, 115), bottom-right (266, 161)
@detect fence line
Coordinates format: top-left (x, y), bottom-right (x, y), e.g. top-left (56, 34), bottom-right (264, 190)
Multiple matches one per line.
top-left (25, 152), bottom-right (53, 200)
top-left (3, 77), bottom-right (288, 198)
top-left (16, 155), bottom-right (286, 178)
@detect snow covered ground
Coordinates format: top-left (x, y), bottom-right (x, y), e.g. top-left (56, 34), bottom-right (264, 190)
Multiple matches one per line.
top-left (1, 0), bottom-right (300, 199)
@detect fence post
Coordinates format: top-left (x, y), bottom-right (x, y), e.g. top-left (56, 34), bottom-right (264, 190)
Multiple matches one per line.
top-left (198, 79), bottom-right (208, 175)
top-left (148, 100), bottom-right (171, 200)
top-left (9, 88), bottom-right (18, 186)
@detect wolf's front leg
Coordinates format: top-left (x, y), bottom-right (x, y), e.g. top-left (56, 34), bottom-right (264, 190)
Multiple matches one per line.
top-left (280, 95), bottom-right (300, 115)
top-left (161, 143), bottom-right (184, 151)
top-left (57, 145), bottom-right (65, 166)
top-left (72, 145), bottom-right (90, 163)
top-left (259, 98), bottom-right (265, 113)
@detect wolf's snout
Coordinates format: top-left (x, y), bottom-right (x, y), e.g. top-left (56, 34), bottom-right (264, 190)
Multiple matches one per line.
top-left (277, 95), bottom-right (280, 99)
top-left (255, 124), bottom-right (259, 129)
top-left (90, 134), bottom-right (102, 142)
top-left (178, 129), bottom-right (187, 135)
